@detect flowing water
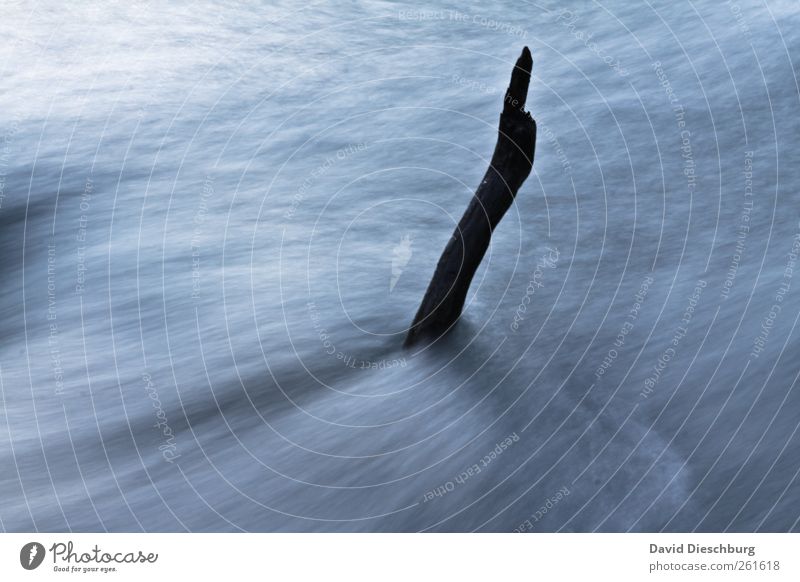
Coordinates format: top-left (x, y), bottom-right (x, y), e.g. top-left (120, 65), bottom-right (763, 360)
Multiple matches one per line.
top-left (1, 0), bottom-right (799, 531)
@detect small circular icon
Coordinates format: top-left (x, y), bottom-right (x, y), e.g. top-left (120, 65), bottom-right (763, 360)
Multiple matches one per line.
top-left (20, 542), bottom-right (45, 570)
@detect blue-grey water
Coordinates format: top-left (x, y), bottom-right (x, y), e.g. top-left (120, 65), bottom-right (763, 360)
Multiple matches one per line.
top-left (1, 1), bottom-right (799, 532)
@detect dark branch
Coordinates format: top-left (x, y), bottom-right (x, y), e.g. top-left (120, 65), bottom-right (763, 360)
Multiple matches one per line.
top-left (404, 47), bottom-right (537, 347)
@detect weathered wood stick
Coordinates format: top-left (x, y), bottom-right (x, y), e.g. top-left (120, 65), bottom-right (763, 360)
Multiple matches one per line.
top-left (405, 47), bottom-right (536, 347)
